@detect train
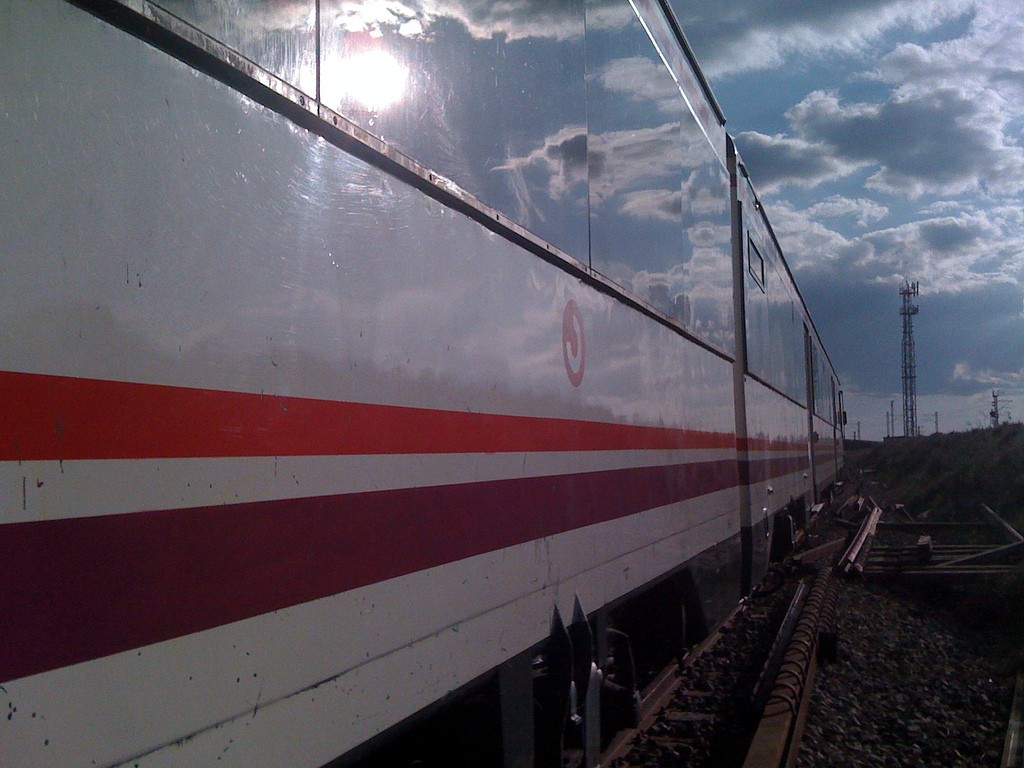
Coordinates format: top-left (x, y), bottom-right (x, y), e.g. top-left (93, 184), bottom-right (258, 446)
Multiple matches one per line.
top-left (0, 1), bottom-right (844, 766)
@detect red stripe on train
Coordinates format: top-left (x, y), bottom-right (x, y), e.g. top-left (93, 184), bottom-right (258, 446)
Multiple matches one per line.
top-left (0, 370), bottom-right (734, 460)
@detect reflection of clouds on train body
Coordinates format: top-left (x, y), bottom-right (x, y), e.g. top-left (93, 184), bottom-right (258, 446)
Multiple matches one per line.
top-left (619, 189), bottom-right (681, 223)
top-left (587, 123), bottom-right (680, 204)
top-left (599, 56), bottom-right (684, 114)
top-left (166, 0), bottom-right (736, 353)
top-left (492, 125), bottom-right (589, 203)
top-left (495, 121), bottom-right (689, 212)
top-left (158, 0), bottom-right (317, 32)
top-left (496, 116), bottom-right (723, 214)
top-left (492, 120), bottom-right (698, 233)
top-left (321, 0), bottom-right (633, 41)
top-left (316, 1), bottom-right (592, 256)
top-left (587, 325), bottom-right (735, 429)
top-left (169, 0), bottom-right (607, 40)
top-left (687, 171), bottom-right (728, 216)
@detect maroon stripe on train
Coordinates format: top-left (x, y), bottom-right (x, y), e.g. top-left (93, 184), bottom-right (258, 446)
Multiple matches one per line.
top-left (741, 455), bottom-right (809, 484)
top-left (2, 460), bottom-right (739, 683)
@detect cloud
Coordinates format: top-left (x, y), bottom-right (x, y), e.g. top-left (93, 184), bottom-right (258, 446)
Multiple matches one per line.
top-left (790, 209), bottom-right (1022, 292)
top-left (952, 363), bottom-right (1024, 389)
top-left (733, 131), bottom-right (867, 193)
top-left (784, 88), bottom-right (1024, 198)
top-left (672, 0), bottom-right (974, 78)
top-left (869, 2), bottom-right (1024, 100)
top-left (918, 218), bottom-right (984, 253)
top-left (721, 2), bottom-right (1024, 199)
top-left (806, 195), bottom-right (890, 228)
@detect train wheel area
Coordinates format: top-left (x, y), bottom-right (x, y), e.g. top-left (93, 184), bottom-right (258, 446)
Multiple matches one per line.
top-left (327, 493), bottom-right (844, 768)
top-left (326, 558), bottom-right (733, 768)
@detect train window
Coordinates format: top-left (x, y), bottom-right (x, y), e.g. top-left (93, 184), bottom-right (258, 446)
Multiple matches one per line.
top-left (810, 343), bottom-right (833, 424)
top-left (743, 241), bottom-right (807, 405)
top-left (747, 237), bottom-right (765, 292)
top-left (585, 2), bottom-right (686, 314)
top-left (788, 301), bottom-right (806, 404)
top-left (585, 0), bottom-right (733, 352)
top-left (318, 0), bottom-right (590, 261)
top-left (154, 1), bottom-right (318, 97)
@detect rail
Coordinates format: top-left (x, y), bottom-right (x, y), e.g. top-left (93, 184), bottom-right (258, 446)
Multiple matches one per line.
top-left (1004, 672), bottom-right (1024, 768)
top-left (742, 567), bottom-right (839, 768)
top-left (836, 497), bottom-right (883, 576)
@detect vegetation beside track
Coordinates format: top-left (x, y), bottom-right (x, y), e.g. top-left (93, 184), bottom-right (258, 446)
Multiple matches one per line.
top-left (845, 423), bottom-right (1024, 527)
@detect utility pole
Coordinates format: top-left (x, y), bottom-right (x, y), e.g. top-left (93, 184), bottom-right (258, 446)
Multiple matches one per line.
top-left (934, 411), bottom-right (938, 434)
top-left (900, 281), bottom-right (920, 437)
top-left (890, 400), bottom-right (895, 438)
top-left (885, 410), bottom-right (890, 438)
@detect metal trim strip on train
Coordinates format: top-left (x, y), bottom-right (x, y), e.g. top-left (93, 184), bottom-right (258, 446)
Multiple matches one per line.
top-left (0, 1), bottom-right (843, 766)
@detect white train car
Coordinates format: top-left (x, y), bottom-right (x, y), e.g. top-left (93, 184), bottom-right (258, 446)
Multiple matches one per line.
top-left (730, 140), bottom-right (845, 580)
top-left (0, 1), bottom-right (842, 767)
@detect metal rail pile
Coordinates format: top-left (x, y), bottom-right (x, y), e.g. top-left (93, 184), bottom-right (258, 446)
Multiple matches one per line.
top-left (835, 497), bottom-right (883, 576)
top-left (863, 503), bottom-right (1024, 579)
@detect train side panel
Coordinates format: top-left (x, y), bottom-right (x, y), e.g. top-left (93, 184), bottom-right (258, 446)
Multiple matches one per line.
top-left (731, 144), bottom-right (820, 581)
top-left (1, 2), bottom-right (743, 766)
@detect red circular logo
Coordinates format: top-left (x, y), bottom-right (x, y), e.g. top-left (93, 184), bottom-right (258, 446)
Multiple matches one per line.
top-left (562, 300), bottom-right (585, 387)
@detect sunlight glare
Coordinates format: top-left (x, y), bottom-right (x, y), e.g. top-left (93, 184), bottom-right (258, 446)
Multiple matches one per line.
top-left (328, 50), bottom-right (408, 111)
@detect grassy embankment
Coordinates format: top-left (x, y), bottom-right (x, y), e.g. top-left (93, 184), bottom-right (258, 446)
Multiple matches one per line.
top-left (845, 423), bottom-right (1024, 529)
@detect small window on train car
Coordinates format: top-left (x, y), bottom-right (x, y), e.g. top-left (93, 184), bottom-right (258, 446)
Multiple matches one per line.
top-left (747, 237), bottom-right (765, 292)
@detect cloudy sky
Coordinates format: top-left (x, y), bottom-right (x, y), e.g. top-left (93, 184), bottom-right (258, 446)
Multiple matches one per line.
top-left (675, 0), bottom-right (1024, 439)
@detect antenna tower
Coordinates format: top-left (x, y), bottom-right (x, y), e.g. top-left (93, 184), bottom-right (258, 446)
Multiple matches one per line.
top-left (899, 281), bottom-right (920, 437)
top-left (991, 390), bottom-right (1013, 428)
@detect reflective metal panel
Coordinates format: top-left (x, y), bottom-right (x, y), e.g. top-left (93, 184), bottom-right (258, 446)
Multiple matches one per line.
top-left (740, 173), bottom-right (807, 402)
top-left (681, 159), bottom-right (733, 351)
top-left (155, 0), bottom-right (317, 96)
top-left (633, 0), bottom-right (726, 158)
top-left (586, 1), bottom-right (685, 316)
top-left (318, 0), bottom-right (589, 259)
top-left (745, 237), bottom-right (805, 401)
top-left (586, 0), bottom-right (732, 352)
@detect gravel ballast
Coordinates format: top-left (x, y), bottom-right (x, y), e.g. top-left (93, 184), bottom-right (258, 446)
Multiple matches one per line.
top-left (797, 578), bottom-right (1014, 768)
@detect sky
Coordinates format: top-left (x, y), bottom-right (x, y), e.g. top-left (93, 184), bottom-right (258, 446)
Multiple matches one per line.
top-left (675, 0), bottom-right (1024, 440)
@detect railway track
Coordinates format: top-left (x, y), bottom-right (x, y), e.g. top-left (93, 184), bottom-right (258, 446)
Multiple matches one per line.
top-left (605, 496), bottom-right (1021, 768)
top-left (602, 567), bottom-right (808, 768)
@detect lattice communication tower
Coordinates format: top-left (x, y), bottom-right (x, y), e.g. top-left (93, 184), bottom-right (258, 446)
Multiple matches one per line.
top-left (900, 281), bottom-right (920, 437)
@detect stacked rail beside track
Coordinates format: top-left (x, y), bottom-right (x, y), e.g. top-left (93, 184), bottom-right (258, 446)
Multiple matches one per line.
top-left (863, 503), bottom-right (1024, 579)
